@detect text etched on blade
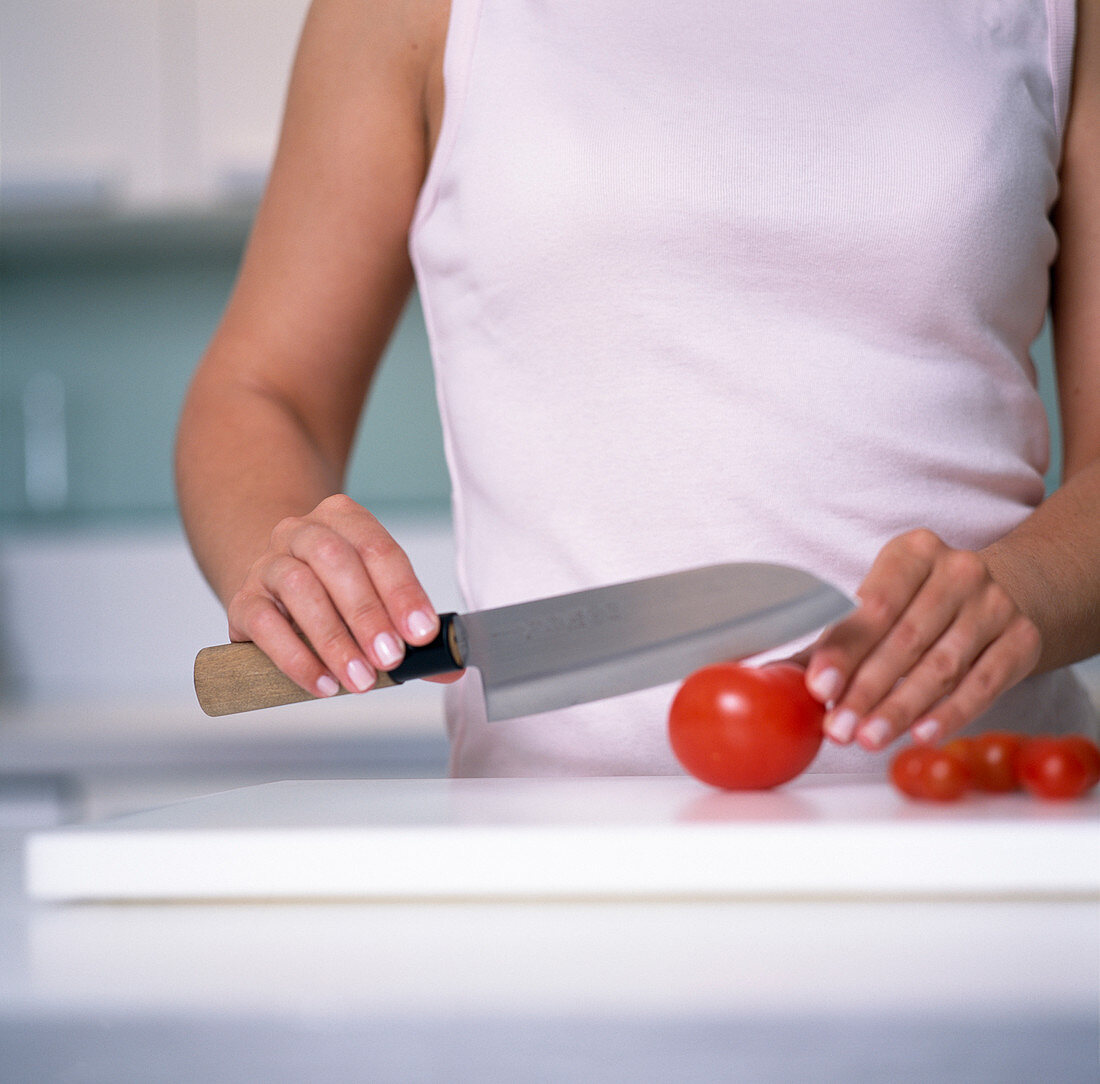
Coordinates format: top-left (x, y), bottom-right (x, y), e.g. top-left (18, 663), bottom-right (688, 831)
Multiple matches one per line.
top-left (490, 599), bottom-right (626, 649)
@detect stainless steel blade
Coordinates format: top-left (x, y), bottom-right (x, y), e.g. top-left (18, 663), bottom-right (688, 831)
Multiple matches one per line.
top-left (453, 562), bottom-right (854, 722)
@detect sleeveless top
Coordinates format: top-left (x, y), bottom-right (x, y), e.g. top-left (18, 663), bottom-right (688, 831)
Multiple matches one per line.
top-left (409, 0), bottom-right (1096, 777)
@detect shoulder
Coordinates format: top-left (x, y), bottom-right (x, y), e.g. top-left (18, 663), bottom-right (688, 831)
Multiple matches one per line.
top-left (293, 0), bottom-right (448, 149)
top-left (1070, 0), bottom-right (1099, 110)
top-left (404, 0), bottom-right (450, 149)
top-left (1061, 0), bottom-right (1099, 196)
top-left (1050, 2), bottom-right (1100, 477)
top-left (295, 0), bottom-right (448, 83)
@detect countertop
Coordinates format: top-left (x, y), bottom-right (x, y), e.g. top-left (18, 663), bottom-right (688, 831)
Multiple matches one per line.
top-left (2, 774), bottom-right (1098, 1083)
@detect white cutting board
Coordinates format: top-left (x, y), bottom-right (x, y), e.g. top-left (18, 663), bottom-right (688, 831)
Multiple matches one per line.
top-left (25, 776), bottom-right (1100, 901)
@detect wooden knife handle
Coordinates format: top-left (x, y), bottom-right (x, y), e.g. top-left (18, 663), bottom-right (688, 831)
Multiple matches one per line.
top-left (193, 613), bottom-right (463, 717)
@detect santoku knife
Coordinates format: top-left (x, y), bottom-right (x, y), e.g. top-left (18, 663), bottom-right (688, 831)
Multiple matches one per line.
top-left (193, 561), bottom-right (853, 719)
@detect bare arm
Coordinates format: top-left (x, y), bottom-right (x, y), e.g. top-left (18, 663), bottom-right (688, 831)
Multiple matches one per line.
top-left (985, 0), bottom-right (1100, 670)
top-left (805, 0), bottom-right (1100, 748)
top-left (176, 0), bottom-right (449, 697)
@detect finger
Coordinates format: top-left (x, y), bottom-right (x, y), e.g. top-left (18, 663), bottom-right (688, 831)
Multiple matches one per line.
top-left (343, 523), bottom-right (440, 646)
top-left (230, 592), bottom-right (345, 699)
top-left (807, 529), bottom-right (943, 706)
top-left (907, 614), bottom-right (1042, 744)
top-left (316, 495), bottom-right (440, 646)
top-left (834, 550), bottom-right (992, 737)
top-left (850, 577), bottom-right (1026, 750)
top-left (783, 646), bottom-right (814, 668)
top-left (424, 671), bottom-right (465, 685)
top-left (258, 553), bottom-right (378, 693)
top-left (286, 522), bottom-right (407, 673)
top-left (850, 611), bottom-right (997, 751)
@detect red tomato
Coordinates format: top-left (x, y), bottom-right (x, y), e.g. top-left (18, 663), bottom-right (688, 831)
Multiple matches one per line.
top-left (888, 748), bottom-right (968, 801)
top-left (1061, 736), bottom-right (1100, 790)
top-left (890, 746), bottom-right (936, 800)
top-left (919, 748), bottom-right (972, 801)
top-left (890, 746), bottom-right (971, 802)
top-left (1017, 738), bottom-right (1094, 801)
top-left (942, 737), bottom-right (977, 776)
top-left (968, 731), bottom-right (1025, 793)
top-left (668, 662), bottom-right (824, 790)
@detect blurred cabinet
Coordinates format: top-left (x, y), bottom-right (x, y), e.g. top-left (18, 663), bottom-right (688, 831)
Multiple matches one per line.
top-left (1, 0), bottom-right (309, 213)
top-left (0, 0), bottom-right (450, 526)
top-left (191, 1), bottom-right (308, 204)
top-left (0, 1), bottom-right (165, 209)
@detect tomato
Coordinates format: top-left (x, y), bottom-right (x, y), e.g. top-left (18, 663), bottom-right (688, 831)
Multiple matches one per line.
top-left (942, 737), bottom-right (977, 776)
top-left (1017, 738), bottom-right (1094, 801)
top-left (668, 662), bottom-right (824, 789)
top-left (919, 748), bottom-right (972, 801)
top-left (1061, 736), bottom-right (1100, 790)
top-left (968, 731), bottom-right (1025, 793)
top-left (892, 731), bottom-right (1098, 803)
top-left (890, 745), bottom-right (971, 802)
top-left (940, 732), bottom-right (1022, 792)
top-left (890, 746), bottom-right (937, 799)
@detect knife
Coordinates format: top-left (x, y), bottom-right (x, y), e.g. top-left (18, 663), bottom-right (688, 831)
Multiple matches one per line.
top-left (193, 561), bottom-right (853, 719)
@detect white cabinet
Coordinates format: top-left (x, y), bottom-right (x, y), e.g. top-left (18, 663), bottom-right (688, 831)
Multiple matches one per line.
top-left (192, 1), bottom-right (308, 205)
top-left (1, 1), bottom-right (166, 209)
top-left (0, 0), bottom-right (309, 213)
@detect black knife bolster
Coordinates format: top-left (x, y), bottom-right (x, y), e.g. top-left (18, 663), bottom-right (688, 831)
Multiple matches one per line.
top-left (387, 613), bottom-right (463, 684)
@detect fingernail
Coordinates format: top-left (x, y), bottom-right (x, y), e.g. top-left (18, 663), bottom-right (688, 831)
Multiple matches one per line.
top-left (373, 631), bottom-right (404, 668)
top-left (859, 717), bottom-right (892, 749)
top-left (316, 675), bottom-right (340, 698)
top-left (347, 658), bottom-right (375, 693)
top-left (912, 719), bottom-right (941, 744)
top-left (810, 667), bottom-right (842, 703)
top-left (825, 708), bottom-right (859, 744)
top-left (407, 610), bottom-right (437, 640)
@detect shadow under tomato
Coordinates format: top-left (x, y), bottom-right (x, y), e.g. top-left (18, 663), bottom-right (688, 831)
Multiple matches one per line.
top-left (675, 786), bottom-right (817, 823)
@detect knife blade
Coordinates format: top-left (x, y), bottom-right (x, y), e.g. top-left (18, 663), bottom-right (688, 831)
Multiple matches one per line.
top-left (193, 561), bottom-right (853, 719)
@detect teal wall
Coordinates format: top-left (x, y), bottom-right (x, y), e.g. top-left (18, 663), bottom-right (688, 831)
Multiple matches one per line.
top-left (1035, 319), bottom-right (1062, 486)
top-left (1, 212), bottom-right (1065, 528)
top-left (0, 215), bottom-right (451, 526)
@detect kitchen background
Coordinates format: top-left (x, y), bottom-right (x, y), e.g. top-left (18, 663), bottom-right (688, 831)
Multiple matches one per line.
top-left (1, 0), bottom-right (458, 819)
top-left (0, 2), bottom-right (1094, 820)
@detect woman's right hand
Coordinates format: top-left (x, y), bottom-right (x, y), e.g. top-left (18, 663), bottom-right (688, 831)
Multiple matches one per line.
top-left (226, 494), bottom-right (447, 699)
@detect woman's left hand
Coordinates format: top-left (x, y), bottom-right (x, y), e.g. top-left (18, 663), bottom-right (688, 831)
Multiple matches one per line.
top-left (803, 529), bottom-right (1042, 750)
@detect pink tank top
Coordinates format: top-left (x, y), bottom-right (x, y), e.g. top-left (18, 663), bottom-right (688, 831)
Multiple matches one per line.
top-left (409, 0), bottom-right (1094, 777)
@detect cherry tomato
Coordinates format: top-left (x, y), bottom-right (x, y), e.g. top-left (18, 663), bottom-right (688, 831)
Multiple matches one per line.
top-left (1061, 736), bottom-right (1100, 790)
top-left (668, 662), bottom-right (824, 790)
top-left (942, 737), bottom-right (977, 776)
top-left (968, 731), bottom-right (1025, 793)
top-left (890, 745), bottom-right (971, 802)
top-left (1017, 738), bottom-right (1094, 801)
top-left (920, 748), bottom-right (973, 801)
top-left (890, 746), bottom-right (936, 799)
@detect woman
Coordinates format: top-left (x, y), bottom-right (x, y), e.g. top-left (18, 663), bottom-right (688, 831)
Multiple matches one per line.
top-left (176, 0), bottom-right (1100, 776)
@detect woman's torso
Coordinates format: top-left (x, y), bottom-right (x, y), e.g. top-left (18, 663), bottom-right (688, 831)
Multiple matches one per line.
top-left (407, 0), bottom-right (1095, 776)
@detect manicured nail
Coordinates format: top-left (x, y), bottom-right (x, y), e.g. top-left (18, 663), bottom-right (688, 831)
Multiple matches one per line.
top-left (316, 674), bottom-right (340, 698)
top-left (373, 631), bottom-right (404, 668)
top-left (347, 658), bottom-right (375, 693)
top-left (912, 719), bottom-right (941, 744)
top-left (809, 667), bottom-right (842, 703)
top-left (859, 717), bottom-right (892, 749)
top-left (825, 708), bottom-right (859, 744)
top-left (407, 610), bottom-right (437, 640)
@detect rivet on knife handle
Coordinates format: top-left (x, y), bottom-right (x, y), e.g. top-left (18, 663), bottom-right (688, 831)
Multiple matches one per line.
top-left (193, 613), bottom-right (463, 717)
